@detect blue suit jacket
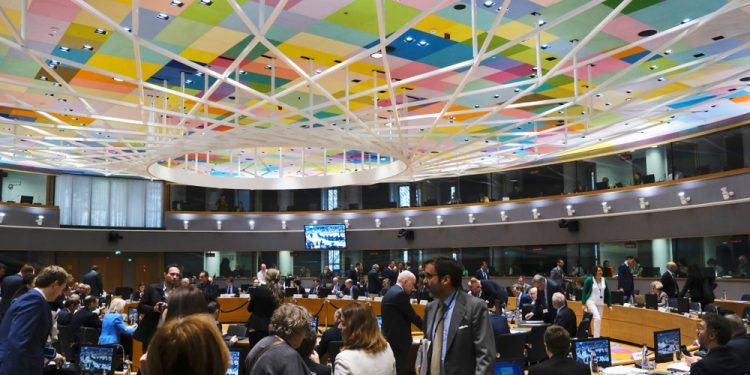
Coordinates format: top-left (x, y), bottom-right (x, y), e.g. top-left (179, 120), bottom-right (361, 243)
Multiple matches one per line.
top-left (99, 312), bottom-right (136, 345)
top-left (0, 289), bottom-right (52, 375)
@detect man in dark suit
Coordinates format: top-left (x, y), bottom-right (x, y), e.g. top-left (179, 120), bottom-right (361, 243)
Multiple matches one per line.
top-left (617, 256), bottom-right (635, 303)
top-left (349, 263), bottom-right (360, 285)
top-left (223, 277), bottom-right (239, 296)
top-left (57, 297), bottom-right (79, 326)
top-left (70, 295), bottom-right (102, 342)
top-left (134, 263), bottom-right (181, 349)
top-left (418, 257), bottom-right (494, 375)
top-left (660, 261), bottom-right (679, 298)
top-left (512, 285), bottom-right (532, 306)
top-left (726, 314), bottom-right (750, 373)
top-left (382, 271), bottom-right (423, 375)
top-left (309, 279), bottom-right (321, 296)
top-left (0, 265), bottom-right (69, 374)
top-left (532, 274), bottom-right (561, 324)
top-left (196, 270), bottom-right (219, 302)
top-left (475, 261), bottom-right (490, 280)
top-left (316, 309), bottom-right (343, 360)
top-left (82, 264), bottom-right (104, 297)
top-left (468, 278), bottom-right (508, 309)
top-left (0, 264), bottom-right (35, 321)
top-left (367, 264), bottom-right (382, 295)
top-left (687, 313), bottom-right (744, 375)
top-left (549, 259), bottom-right (565, 287)
top-left (551, 292), bottom-right (577, 338)
top-left (320, 265), bottom-right (333, 287)
top-left (528, 325), bottom-right (590, 375)
top-left (342, 279), bottom-right (359, 298)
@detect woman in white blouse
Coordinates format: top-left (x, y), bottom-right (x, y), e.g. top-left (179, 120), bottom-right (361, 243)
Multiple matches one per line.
top-left (582, 265), bottom-right (612, 338)
top-left (335, 302), bottom-right (396, 375)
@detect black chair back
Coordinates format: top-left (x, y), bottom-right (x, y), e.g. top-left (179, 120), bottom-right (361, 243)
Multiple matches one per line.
top-left (57, 325), bottom-right (75, 360)
top-left (526, 324), bottom-right (548, 364)
top-left (576, 312), bottom-right (593, 339)
top-left (79, 326), bottom-right (100, 345)
top-left (329, 340), bottom-right (344, 363)
top-left (495, 332), bottom-right (528, 368)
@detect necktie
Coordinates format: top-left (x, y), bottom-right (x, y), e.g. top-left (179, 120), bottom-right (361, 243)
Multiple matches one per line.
top-left (430, 303), bottom-right (446, 375)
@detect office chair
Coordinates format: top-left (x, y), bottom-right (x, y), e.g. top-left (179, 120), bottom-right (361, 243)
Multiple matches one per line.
top-left (495, 332), bottom-right (528, 369)
top-left (525, 325), bottom-right (548, 365)
top-left (740, 294), bottom-right (750, 302)
top-left (576, 312), bottom-right (593, 339)
top-left (57, 325), bottom-right (75, 360)
top-left (79, 327), bottom-right (100, 346)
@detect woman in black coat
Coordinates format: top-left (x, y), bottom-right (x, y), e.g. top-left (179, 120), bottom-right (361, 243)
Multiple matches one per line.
top-left (246, 268), bottom-right (283, 350)
top-left (679, 264), bottom-right (715, 308)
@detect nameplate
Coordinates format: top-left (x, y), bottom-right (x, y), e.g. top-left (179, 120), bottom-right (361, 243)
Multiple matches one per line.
top-left (307, 295), bottom-right (319, 299)
top-left (293, 294), bottom-right (303, 299)
top-left (357, 296), bottom-right (369, 301)
top-left (327, 295), bottom-right (338, 299)
top-left (239, 294), bottom-right (250, 298)
top-left (374, 297), bottom-right (383, 302)
top-left (342, 295), bottom-right (353, 300)
top-left (219, 294), bottom-right (235, 298)
top-left (410, 299), bottom-right (418, 304)
top-left (419, 300), bottom-right (428, 305)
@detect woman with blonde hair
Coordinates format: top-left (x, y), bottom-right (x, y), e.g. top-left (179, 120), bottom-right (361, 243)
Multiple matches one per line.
top-left (145, 314), bottom-right (230, 375)
top-left (335, 302), bottom-right (396, 374)
top-left (246, 268), bottom-right (284, 349)
top-left (650, 280), bottom-right (669, 308)
top-left (99, 297), bottom-right (137, 345)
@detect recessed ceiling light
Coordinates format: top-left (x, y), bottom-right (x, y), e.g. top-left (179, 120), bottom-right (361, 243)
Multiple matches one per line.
top-left (200, 0), bottom-right (213, 5)
top-left (538, 19), bottom-right (546, 26)
top-left (664, 49), bottom-right (672, 55)
top-left (514, 88), bottom-right (521, 92)
top-left (657, 77), bottom-right (665, 82)
top-left (82, 44), bottom-right (93, 51)
top-left (453, 4), bottom-right (466, 10)
top-left (40, 76), bottom-right (48, 81)
top-left (59, 46), bottom-right (70, 52)
top-left (52, 82), bottom-right (62, 87)
top-left (493, 94), bottom-right (500, 98)
top-left (417, 40), bottom-right (428, 47)
top-left (693, 52), bottom-right (705, 58)
top-left (156, 13), bottom-right (170, 20)
top-left (625, 89), bottom-right (632, 94)
top-left (681, 17), bottom-right (691, 24)
top-left (264, 64), bottom-right (272, 69)
top-left (123, 27), bottom-right (132, 32)
top-left (540, 44), bottom-right (550, 50)
top-left (112, 77), bottom-right (124, 82)
top-left (638, 29), bottom-right (657, 37)
top-left (370, 51), bottom-right (383, 58)
top-left (712, 35), bottom-right (724, 41)
top-left (44, 93), bottom-right (54, 97)
top-left (94, 28), bottom-right (107, 35)
top-left (404, 36), bottom-right (414, 43)
top-left (483, 1), bottom-right (494, 7)
top-left (649, 65), bottom-right (658, 70)
top-left (239, 70), bottom-right (247, 75)
top-left (170, 0), bottom-right (184, 7)
top-left (195, 71), bottom-right (203, 77)
top-left (57, 98), bottom-right (67, 102)
top-left (185, 79), bottom-right (193, 84)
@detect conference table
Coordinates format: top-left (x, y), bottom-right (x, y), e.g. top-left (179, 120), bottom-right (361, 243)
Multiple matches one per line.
top-left (715, 299), bottom-right (750, 316)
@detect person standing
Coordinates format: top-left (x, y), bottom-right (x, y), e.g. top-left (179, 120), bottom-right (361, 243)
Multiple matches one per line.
top-left (660, 261), bottom-right (679, 298)
top-left (382, 271), bottom-right (423, 375)
top-left (368, 265), bottom-right (382, 295)
top-left (335, 302), bottom-right (396, 375)
top-left (0, 265), bottom-right (69, 374)
top-left (257, 264), bottom-right (268, 285)
top-left (246, 268), bottom-right (283, 349)
top-left (320, 265), bottom-right (333, 287)
top-left (197, 270), bottom-right (220, 302)
top-left (551, 293), bottom-right (576, 338)
top-left (617, 256), bottom-right (635, 303)
top-left (418, 257), bottom-right (494, 375)
top-left (475, 261), bottom-right (490, 281)
top-left (83, 265), bottom-right (104, 297)
top-left (531, 274), bottom-right (560, 324)
top-left (0, 264), bottom-right (35, 321)
top-left (549, 259), bottom-right (565, 287)
top-left (134, 264), bottom-right (181, 349)
top-left (582, 265), bottom-right (611, 338)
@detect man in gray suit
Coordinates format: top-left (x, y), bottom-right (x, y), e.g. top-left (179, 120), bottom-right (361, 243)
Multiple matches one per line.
top-left (418, 257), bottom-right (494, 375)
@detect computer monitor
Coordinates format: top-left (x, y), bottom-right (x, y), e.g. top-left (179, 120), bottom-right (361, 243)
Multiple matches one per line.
top-left (609, 291), bottom-right (624, 305)
top-left (640, 266), bottom-right (661, 278)
top-left (19, 195), bottom-right (33, 204)
top-left (376, 315), bottom-right (382, 330)
top-left (653, 329), bottom-right (680, 363)
top-left (285, 288), bottom-right (297, 298)
top-left (689, 302), bottom-right (701, 313)
top-left (226, 349), bottom-right (241, 375)
top-left (573, 337), bottom-right (612, 368)
top-left (317, 287), bottom-right (332, 298)
top-left (645, 294), bottom-right (658, 310)
top-left (643, 174), bottom-right (656, 184)
top-left (128, 307), bottom-right (139, 324)
top-left (677, 298), bottom-right (689, 314)
top-left (573, 289), bottom-right (582, 302)
top-left (78, 345), bottom-right (115, 375)
top-left (310, 316), bottom-right (319, 333)
top-left (493, 360), bottom-right (524, 375)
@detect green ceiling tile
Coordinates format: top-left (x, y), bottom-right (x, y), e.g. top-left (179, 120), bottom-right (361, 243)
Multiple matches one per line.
top-left (96, 32), bottom-right (135, 60)
top-left (464, 33), bottom-right (510, 51)
top-left (154, 18), bottom-right (212, 47)
top-left (180, 0), bottom-right (242, 26)
top-left (603, 0), bottom-right (664, 15)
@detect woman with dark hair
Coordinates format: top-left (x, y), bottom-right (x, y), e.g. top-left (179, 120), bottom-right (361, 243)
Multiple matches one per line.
top-left (581, 265), bottom-right (612, 338)
top-left (164, 285), bottom-right (209, 321)
top-left (680, 264), bottom-right (715, 308)
top-left (246, 268), bottom-right (284, 349)
top-left (335, 302), bottom-right (396, 375)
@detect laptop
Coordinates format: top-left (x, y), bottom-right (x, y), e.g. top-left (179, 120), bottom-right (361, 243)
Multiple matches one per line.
top-left (128, 307), bottom-right (139, 324)
top-left (493, 360), bottom-right (523, 375)
top-left (78, 345), bottom-right (116, 375)
top-left (226, 349), bottom-right (241, 375)
top-left (572, 337), bottom-right (612, 368)
top-left (645, 294), bottom-right (658, 310)
top-left (609, 291), bottom-right (624, 305)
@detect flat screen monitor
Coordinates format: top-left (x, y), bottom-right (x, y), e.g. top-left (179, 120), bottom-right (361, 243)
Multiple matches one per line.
top-left (689, 302), bottom-right (701, 313)
top-left (304, 224), bottom-right (346, 250)
top-left (573, 337), bottom-right (612, 368)
top-left (78, 345), bottom-right (115, 375)
top-left (376, 315), bottom-right (382, 330)
top-left (677, 297), bottom-right (690, 313)
top-left (19, 195), bottom-right (33, 204)
top-left (128, 307), bottom-right (139, 324)
top-left (654, 329), bottom-right (680, 363)
top-left (226, 349), bottom-right (241, 375)
top-left (643, 174), bottom-right (656, 184)
top-left (645, 293), bottom-right (658, 310)
top-left (318, 287), bottom-right (332, 298)
top-left (493, 360), bottom-right (524, 375)
top-left (311, 316), bottom-right (319, 333)
top-left (285, 288), bottom-right (297, 298)
top-left (609, 291), bottom-right (624, 305)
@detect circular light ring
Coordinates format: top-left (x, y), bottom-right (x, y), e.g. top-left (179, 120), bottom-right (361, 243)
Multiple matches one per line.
top-left (148, 158), bottom-right (407, 190)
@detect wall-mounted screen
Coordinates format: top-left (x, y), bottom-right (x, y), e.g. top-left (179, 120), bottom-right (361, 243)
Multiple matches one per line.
top-left (304, 224), bottom-right (346, 250)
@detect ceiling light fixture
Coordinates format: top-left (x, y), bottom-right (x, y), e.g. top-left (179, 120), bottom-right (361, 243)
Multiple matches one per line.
top-left (566, 205), bottom-right (575, 216)
top-left (170, 0), bottom-right (184, 7)
top-left (94, 28), bottom-right (107, 35)
top-left (156, 13), bottom-right (170, 20)
top-left (405, 36), bottom-right (414, 43)
top-left (200, 0), bottom-right (213, 5)
top-left (601, 202), bottom-right (611, 214)
top-left (344, 219), bottom-right (350, 229)
top-left (59, 46), bottom-right (70, 52)
top-left (500, 211), bottom-right (508, 222)
top-left (375, 218), bottom-right (381, 228)
top-left (678, 191), bottom-right (691, 205)
top-left (404, 217), bottom-right (412, 227)
top-left (468, 213), bottom-right (476, 224)
top-left (483, 1), bottom-right (495, 7)
top-left (436, 215), bottom-right (443, 225)
top-left (532, 208), bottom-right (541, 220)
top-left (82, 44), bottom-right (93, 51)
top-left (183, 220), bottom-right (189, 230)
top-left (36, 215), bottom-right (44, 226)
top-left (281, 220), bottom-right (287, 230)
top-left (417, 40), bottom-right (428, 47)
top-left (370, 51), bottom-right (383, 58)
top-left (216, 220), bottom-right (222, 230)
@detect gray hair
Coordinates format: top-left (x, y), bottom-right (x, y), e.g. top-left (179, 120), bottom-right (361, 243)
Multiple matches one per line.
top-left (551, 292), bottom-right (566, 308)
top-left (372, 264), bottom-right (380, 270)
top-left (726, 314), bottom-right (747, 338)
top-left (532, 274), bottom-right (546, 286)
top-left (397, 271), bottom-right (415, 284)
top-left (269, 304), bottom-right (312, 340)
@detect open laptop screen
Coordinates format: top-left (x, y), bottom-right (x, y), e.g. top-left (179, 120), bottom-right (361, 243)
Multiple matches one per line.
top-left (79, 345), bottom-right (115, 375)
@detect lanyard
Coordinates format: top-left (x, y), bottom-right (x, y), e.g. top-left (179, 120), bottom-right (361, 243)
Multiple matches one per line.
top-left (432, 290), bottom-right (458, 338)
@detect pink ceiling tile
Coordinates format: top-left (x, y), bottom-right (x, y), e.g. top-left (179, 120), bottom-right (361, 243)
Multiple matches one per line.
top-left (391, 61), bottom-right (440, 79)
top-left (289, 0), bottom-right (352, 19)
top-left (603, 15), bottom-right (654, 43)
top-left (484, 70), bottom-right (523, 84)
top-left (25, 14), bottom-right (70, 44)
top-left (398, 0), bottom-right (444, 11)
top-left (29, 0), bottom-right (80, 22)
top-left (499, 108), bottom-right (533, 119)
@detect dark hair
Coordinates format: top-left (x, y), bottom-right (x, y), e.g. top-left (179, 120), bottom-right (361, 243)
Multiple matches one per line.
top-left (544, 325), bottom-right (571, 357)
top-left (625, 255), bottom-right (635, 260)
top-left (83, 295), bottom-right (99, 308)
top-left (165, 286), bottom-right (208, 321)
top-left (592, 265), bottom-right (604, 275)
top-left (702, 313), bottom-right (732, 345)
top-left (64, 298), bottom-right (80, 308)
top-left (424, 257), bottom-right (462, 289)
top-left (146, 314), bottom-right (230, 375)
top-left (207, 301), bottom-right (220, 314)
top-left (296, 326), bottom-right (317, 358)
top-left (0, 263), bottom-right (6, 271)
top-left (199, 270), bottom-right (209, 278)
top-left (33, 265), bottom-right (67, 288)
top-left (687, 264), bottom-right (703, 278)
top-left (165, 264), bottom-right (181, 273)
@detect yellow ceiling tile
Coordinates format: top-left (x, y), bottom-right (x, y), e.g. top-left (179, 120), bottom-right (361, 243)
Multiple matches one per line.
top-left (191, 27), bottom-right (248, 55)
top-left (180, 48), bottom-right (219, 64)
top-left (493, 21), bottom-right (534, 40)
top-left (642, 82), bottom-right (691, 100)
top-left (283, 33), bottom-right (360, 58)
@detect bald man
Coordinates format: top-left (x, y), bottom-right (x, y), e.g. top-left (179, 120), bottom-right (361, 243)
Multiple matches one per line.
top-left (382, 271), bottom-right (423, 375)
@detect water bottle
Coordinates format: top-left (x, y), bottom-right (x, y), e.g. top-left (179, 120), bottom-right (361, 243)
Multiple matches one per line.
top-left (641, 344), bottom-right (648, 369)
top-left (589, 350), bottom-right (598, 373)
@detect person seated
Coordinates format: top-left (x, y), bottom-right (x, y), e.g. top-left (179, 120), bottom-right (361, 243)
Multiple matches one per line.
top-left (650, 281), bottom-right (669, 308)
top-left (685, 313), bottom-right (744, 375)
top-left (726, 314), bottom-right (750, 373)
top-left (99, 298), bottom-right (137, 345)
top-left (528, 325), bottom-right (590, 375)
top-left (144, 314), bottom-right (230, 375)
top-left (70, 295), bottom-right (102, 342)
top-left (222, 277), bottom-right (239, 296)
top-left (524, 287), bottom-right (542, 321)
top-left (551, 292), bottom-right (577, 339)
top-left (297, 326), bottom-right (331, 375)
top-left (335, 302), bottom-right (396, 374)
top-left (490, 306), bottom-right (510, 338)
top-left (244, 304), bottom-right (312, 374)
top-left (512, 285), bottom-right (532, 306)
top-left (57, 296), bottom-right (80, 326)
top-left (378, 279), bottom-right (391, 297)
top-left (131, 282), bottom-right (146, 301)
top-left (316, 309), bottom-right (343, 360)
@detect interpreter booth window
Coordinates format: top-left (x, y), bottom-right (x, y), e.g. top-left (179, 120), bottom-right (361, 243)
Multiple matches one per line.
top-left (323, 188), bottom-right (339, 211)
top-left (0, 170), bottom-right (47, 205)
top-left (398, 185), bottom-right (410, 207)
top-left (327, 250), bottom-right (341, 274)
top-left (293, 250), bottom-right (321, 278)
top-left (55, 174), bottom-right (163, 228)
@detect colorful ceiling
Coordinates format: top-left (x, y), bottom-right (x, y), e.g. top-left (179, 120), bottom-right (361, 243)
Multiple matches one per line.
top-left (2, 0), bottom-right (750, 188)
